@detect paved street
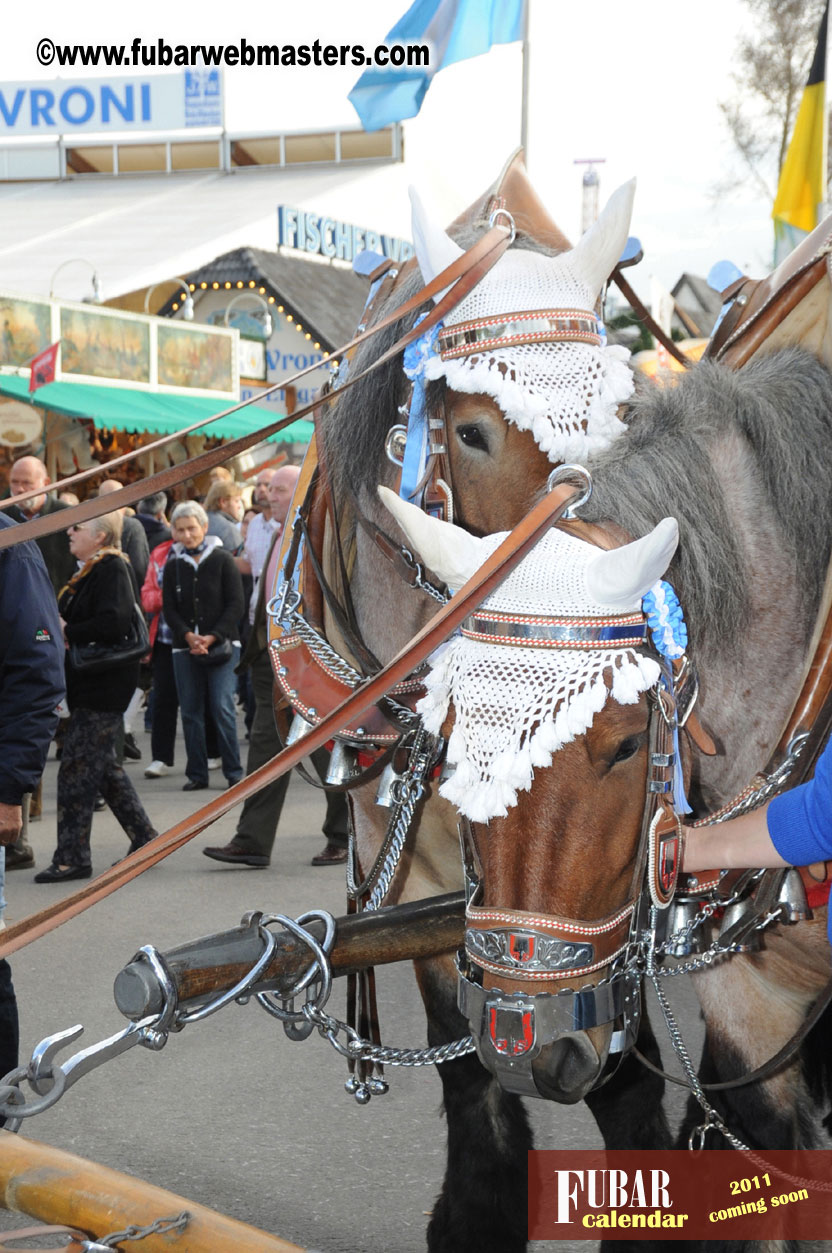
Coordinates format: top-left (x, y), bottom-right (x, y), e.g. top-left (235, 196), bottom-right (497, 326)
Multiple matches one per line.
top-left (0, 722), bottom-right (704, 1252)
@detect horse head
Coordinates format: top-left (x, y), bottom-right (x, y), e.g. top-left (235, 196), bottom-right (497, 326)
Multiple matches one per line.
top-left (380, 486), bottom-right (683, 1102)
top-left (406, 178), bottom-right (636, 532)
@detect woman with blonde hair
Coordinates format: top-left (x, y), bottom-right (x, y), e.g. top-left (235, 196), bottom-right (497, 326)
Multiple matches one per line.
top-left (35, 511), bottom-right (157, 883)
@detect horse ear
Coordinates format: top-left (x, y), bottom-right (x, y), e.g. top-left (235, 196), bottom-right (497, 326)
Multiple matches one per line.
top-left (569, 178), bottom-right (636, 300)
top-left (410, 186), bottom-right (465, 303)
top-left (378, 485), bottom-right (487, 592)
top-left (585, 517), bottom-right (678, 609)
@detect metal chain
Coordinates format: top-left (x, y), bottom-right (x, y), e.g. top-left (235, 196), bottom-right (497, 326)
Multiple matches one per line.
top-left (303, 1003), bottom-right (475, 1068)
top-left (96, 1212), bottom-right (191, 1247)
top-left (252, 910), bottom-right (474, 1077)
top-left (652, 940), bottom-right (745, 976)
top-left (398, 548), bottom-right (451, 604)
top-left (652, 897), bottom-right (722, 958)
top-left (645, 907), bottom-right (751, 1150)
top-left (287, 611), bottom-right (363, 686)
top-left (346, 725), bottom-right (437, 909)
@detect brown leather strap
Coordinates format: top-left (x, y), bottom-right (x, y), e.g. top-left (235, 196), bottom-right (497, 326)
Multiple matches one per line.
top-left (0, 1227), bottom-right (87, 1251)
top-left (611, 267), bottom-right (693, 368)
top-left (0, 482), bottom-right (578, 958)
top-left (0, 224), bottom-right (511, 531)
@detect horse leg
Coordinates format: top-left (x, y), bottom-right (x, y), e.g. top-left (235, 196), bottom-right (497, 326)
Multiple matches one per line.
top-left (584, 1012), bottom-right (679, 1253)
top-left (416, 956), bottom-right (532, 1253)
top-left (585, 1010), bottom-right (671, 1150)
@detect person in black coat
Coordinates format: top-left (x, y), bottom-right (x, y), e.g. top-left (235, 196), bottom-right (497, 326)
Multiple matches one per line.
top-left (34, 510), bottom-right (157, 883)
top-left (136, 491), bottom-right (171, 553)
top-left (163, 501), bottom-right (245, 791)
top-left (0, 511), bottom-right (66, 1094)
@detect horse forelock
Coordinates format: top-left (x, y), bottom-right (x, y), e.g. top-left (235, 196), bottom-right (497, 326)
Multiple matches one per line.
top-left (583, 348), bottom-right (832, 659)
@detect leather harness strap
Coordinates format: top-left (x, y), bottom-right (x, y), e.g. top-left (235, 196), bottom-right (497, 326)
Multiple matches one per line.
top-left (611, 267), bottom-right (692, 368)
top-left (0, 483), bottom-right (579, 959)
top-left (635, 973), bottom-right (832, 1091)
top-left (0, 225), bottom-right (512, 542)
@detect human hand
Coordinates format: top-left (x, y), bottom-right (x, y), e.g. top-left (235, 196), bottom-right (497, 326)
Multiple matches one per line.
top-left (189, 633), bottom-right (210, 655)
top-left (0, 802), bottom-right (22, 846)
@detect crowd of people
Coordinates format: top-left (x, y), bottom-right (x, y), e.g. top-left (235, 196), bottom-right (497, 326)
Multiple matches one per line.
top-left (1, 453), bottom-right (348, 888)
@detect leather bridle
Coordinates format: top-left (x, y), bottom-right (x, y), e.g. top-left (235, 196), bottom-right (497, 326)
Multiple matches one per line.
top-left (452, 631), bottom-right (696, 1098)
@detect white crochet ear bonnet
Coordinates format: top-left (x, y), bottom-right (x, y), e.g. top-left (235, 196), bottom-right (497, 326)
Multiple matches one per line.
top-left (409, 181), bottom-right (636, 464)
top-left (380, 488), bottom-right (679, 824)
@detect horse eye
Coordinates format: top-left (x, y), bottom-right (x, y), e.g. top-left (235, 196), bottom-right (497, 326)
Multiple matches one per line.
top-left (457, 424), bottom-right (489, 452)
top-left (612, 735), bottom-right (643, 766)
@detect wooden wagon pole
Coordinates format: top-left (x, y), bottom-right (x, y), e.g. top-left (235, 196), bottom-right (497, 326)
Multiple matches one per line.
top-left (113, 893), bottom-right (466, 1021)
top-left (0, 1131), bottom-right (306, 1252)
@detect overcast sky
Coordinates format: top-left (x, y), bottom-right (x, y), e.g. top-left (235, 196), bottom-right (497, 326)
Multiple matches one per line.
top-left (0, 0), bottom-right (785, 296)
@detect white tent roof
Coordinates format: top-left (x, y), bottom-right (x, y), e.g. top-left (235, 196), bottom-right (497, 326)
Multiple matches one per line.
top-left (0, 162), bottom-right (422, 302)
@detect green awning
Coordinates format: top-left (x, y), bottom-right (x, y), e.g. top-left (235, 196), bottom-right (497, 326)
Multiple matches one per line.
top-left (0, 374), bottom-right (313, 444)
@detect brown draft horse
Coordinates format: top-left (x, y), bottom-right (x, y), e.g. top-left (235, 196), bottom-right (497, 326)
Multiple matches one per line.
top-left (375, 345), bottom-right (832, 1253)
top-left (312, 159), bottom-right (832, 1252)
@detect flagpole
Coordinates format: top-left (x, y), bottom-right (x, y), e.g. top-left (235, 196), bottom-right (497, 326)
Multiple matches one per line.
top-left (520, 0), bottom-right (530, 156)
top-left (823, 0), bottom-right (829, 221)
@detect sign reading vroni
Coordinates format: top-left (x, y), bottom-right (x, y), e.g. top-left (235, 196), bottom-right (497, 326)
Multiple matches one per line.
top-left (277, 205), bottom-right (414, 265)
top-left (0, 71), bottom-right (222, 137)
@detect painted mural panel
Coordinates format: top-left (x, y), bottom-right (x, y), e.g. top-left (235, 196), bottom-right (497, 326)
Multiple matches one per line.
top-left (60, 307), bottom-right (150, 382)
top-left (0, 296), bottom-right (51, 366)
top-left (157, 322), bottom-right (234, 392)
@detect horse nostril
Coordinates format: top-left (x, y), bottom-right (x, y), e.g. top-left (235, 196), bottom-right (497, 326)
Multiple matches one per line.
top-left (532, 1035), bottom-right (602, 1104)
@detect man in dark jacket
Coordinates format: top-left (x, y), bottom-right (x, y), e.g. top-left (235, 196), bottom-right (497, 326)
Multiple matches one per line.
top-left (0, 511), bottom-right (65, 1100)
top-left (136, 492), bottom-right (171, 553)
top-left (6, 456), bottom-right (74, 595)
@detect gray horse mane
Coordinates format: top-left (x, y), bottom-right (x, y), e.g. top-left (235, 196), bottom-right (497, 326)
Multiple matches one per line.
top-left (318, 222), bottom-right (559, 501)
top-left (583, 347), bottom-right (832, 654)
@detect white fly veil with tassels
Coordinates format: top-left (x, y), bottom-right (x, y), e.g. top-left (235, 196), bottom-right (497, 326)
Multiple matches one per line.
top-left (380, 488), bottom-right (679, 824)
top-left (409, 180), bottom-right (638, 463)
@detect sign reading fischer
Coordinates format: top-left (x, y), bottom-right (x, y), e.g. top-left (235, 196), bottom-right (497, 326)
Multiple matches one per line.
top-left (0, 71), bottom-right (222, 136)
top-left (277, 205), bottom-right (414, 265)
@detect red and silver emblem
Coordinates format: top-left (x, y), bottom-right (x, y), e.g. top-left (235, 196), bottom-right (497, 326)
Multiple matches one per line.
top-left (508, 933), bottom-right (536, 964)
top-left (488, 1004), bottom-right (535, 1056)
top-left (659, 833), bottom-right (680, 895)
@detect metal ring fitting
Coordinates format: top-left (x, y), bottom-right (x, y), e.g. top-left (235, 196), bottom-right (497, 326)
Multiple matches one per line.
top-left (546, 464), bottom-right (593, 518)
top-left (488, 207), bottom-right (516, 244)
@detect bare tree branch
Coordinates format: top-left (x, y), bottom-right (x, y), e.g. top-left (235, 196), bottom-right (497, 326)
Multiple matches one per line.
top-left (718, 0), bottom-right (827, 198)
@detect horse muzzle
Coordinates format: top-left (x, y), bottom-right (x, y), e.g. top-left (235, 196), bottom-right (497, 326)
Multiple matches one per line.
top-left (456, 906), bottom-right (642, 1100)
top-left (457, 963), bottom-right (640, 1100)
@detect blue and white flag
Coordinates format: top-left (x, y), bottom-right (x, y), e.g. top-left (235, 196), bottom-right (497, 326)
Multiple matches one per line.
top-left (349, 0), bottom-right (525, 132)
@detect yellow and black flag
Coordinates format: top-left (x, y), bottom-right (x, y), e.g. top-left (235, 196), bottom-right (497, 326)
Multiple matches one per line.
top-left (773, 0), bottom-right (828, 264)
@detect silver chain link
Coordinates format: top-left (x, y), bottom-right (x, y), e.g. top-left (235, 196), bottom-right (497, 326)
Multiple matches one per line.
top-left (250, 908), bottom-right (474, 1086)
top-left (347, 726), bottom-right (437, 910)
top-left (645, 907), bottom-right (752, 1150)
top-left (96, 1212), bottom-right (191, 1247)
top-left (302, 1002), bottom-right (475, 1068)
top-left (288, 611), bottom-right (363, 685)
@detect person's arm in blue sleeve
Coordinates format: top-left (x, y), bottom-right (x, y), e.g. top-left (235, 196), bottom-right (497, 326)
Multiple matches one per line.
top-left (682, 734), bottom-right (832, 944)
top-left (0, 524), bottom-right (66, 838)
top-left (683, 739), bottom-right (832, 874)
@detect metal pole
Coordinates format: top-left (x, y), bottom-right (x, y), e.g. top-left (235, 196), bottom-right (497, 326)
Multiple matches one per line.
top-left (520, 0), bottom-right (530, 155)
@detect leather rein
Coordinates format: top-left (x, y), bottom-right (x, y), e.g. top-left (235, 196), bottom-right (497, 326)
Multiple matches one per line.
top-left (0, 470), bottom-right (580, 958)
top-left (0, 221), bottom-right (512, 548)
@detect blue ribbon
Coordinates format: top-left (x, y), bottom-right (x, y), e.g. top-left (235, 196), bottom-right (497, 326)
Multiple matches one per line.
top-left (399, 314), bottom-right (442, 502)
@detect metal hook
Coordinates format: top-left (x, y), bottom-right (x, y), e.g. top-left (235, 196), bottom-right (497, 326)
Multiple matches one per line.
top-left (546, 464), bottom-right (593, 519)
